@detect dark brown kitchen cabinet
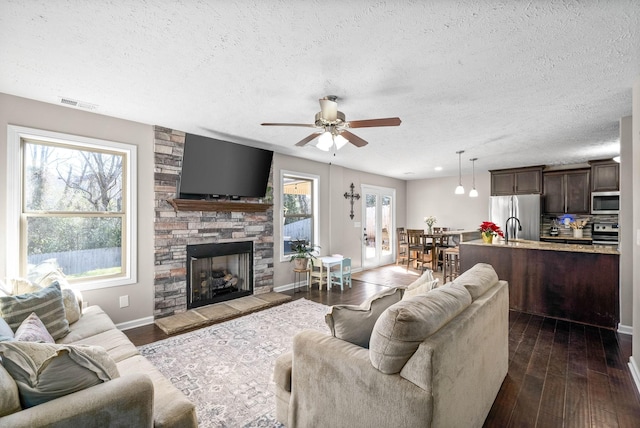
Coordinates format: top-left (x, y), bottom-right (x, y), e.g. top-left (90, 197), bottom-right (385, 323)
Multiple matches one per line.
top-left (543, 169), bottom-right (590, 214)
top-left (590, 159), bottom-right (619, 191)
top-left (490, 166), bottom-right (543, 196)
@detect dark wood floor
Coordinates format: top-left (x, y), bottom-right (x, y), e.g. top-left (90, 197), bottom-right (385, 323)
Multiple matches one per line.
top-left (124, 265), bottom-right (640, 427)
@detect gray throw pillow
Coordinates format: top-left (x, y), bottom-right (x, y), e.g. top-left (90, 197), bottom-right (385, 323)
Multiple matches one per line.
top-left (0, 341), bottom-right (120, 408)
top-left (0, 282), bottom-right (70, 340)
top-left (325, 287), bottom-right (403, 348)
top-left (369, 284), bottom-right (472, 374)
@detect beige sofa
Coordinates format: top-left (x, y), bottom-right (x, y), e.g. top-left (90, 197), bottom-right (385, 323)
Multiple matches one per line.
top-left (0, 304), bottom-right (197, 427)
top-left (274, 263), bottom-right (509, 428)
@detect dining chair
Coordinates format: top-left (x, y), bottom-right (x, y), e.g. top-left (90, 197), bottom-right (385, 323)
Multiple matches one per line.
top-left (396, 227), bottom-right (408, 265)
top-left (406, 229), bottom-right (428, 272)
top-left (329, 257), bottom-right (352, 291)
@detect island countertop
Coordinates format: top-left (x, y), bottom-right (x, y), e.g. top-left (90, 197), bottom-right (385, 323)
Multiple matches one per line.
top-left (459, 239), bottom-right (619, 328)
top-left (461, 238), bottom-right (619, 255)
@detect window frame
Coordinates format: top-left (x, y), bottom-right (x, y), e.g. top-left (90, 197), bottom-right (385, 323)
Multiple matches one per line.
top-left (6, 125), bottom-right (137, 291)
top-left (280, 170), bottom-right (319, 262)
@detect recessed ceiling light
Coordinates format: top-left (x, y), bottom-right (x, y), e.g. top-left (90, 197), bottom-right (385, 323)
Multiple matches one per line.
top-left (434, 166), bottom-right (443, 171)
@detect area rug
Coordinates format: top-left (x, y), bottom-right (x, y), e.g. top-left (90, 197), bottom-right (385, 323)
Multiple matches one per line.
top-left (138, 298), bottom-right (329, 427)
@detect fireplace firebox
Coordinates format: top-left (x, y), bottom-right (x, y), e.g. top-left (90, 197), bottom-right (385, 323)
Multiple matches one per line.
top-left (186, 241), bottom-right (253, 309)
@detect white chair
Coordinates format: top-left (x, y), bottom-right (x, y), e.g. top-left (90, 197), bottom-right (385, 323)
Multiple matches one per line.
top-left (329, 258), bottom-right (352, 291)
top-left (309, 261), bottom-right (328, 290)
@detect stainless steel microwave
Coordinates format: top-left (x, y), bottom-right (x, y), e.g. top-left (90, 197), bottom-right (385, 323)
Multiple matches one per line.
top-left (591, 191), bottom-right (620, 214)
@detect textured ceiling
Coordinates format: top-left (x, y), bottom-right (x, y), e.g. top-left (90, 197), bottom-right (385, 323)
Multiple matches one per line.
top-left (1, 0), bottom-right (638, 179)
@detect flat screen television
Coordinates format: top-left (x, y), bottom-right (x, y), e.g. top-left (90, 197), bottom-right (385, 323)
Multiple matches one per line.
top-left (178, 133), bottom-right (273, 199)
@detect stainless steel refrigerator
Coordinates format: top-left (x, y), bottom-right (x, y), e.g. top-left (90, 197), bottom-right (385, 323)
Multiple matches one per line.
top-left (489, 195), bottom-right (541, 241)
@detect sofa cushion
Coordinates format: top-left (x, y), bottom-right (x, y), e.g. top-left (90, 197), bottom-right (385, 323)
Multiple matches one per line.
top-left (57, 305), bottom-right (116, 343)
top-left (0, 342), bottom-right (119, 408)
top-left (451, 263), bottom-right (499, 300)
top-left (369, 283), bottom-right (472, 374)
top-left (14, 312), bottom-right (55, 343)
top-left (0, 317), bottom-right (14, 342)
top-left (0, 364), bottom-right (21, 417)
top-left (0, 282), bottom-right (70, 340)
top-left (325, 287), bottom-right (403, 348)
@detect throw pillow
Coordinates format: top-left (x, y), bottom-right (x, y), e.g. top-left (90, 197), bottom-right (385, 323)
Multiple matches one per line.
top-left (0, 282), bottom-right (70, 340)
top-left (37, 270), bottom-right (83, 324)
top-left (14, 313), bottom-right (55, 343)
top-left (325, 287), bottom-right (403, 348)
top-left (369, 284), bottom-right (472, 374)
top-left (0, 342), bottom-right (120, 408)
top-left (0, 317), bottom-right (14, 342)
top-left (8, 278), bottom-right (42, 295)
top-left (403, 278), bottom-right (439, 300)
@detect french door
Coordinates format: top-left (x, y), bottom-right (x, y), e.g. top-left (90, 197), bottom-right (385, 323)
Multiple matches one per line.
top-left (362, 185), bottom-right (395, 269)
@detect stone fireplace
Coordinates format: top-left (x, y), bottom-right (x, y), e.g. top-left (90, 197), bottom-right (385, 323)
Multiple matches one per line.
top-left (187, 241), bottom-right (253, 308)
top-left (153, 126), bottom-right (274, 319)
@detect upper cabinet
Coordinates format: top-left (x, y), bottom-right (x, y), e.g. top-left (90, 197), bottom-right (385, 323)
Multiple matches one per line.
top-left (490, 166), bottom-right (543, 196)
top-left (590, 159), bottom-right (619, 192)
top-left (542, 169), bottom-right (590, 214)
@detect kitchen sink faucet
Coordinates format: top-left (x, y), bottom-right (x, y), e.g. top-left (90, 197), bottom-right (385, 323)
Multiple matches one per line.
top-left (505, 216), bottom-right (522, 244)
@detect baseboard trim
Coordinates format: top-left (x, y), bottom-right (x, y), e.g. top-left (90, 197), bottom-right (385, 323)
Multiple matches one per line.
top-left (273, 283), bottom-right (295, 293)
top-left (116, 316), bottom-right (154, 331)
top-left (618, 323), bottom-right (633, 335)
top-left (629, 356), bottom-right (640, 395)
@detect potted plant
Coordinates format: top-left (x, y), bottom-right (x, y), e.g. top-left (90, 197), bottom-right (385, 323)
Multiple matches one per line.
top-left (479, 221), bottom-right (504, 244)
top-left (289, 239), bottom-right (320, 270)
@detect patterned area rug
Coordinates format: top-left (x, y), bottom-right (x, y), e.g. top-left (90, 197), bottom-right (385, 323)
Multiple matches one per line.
top-left (138, 298), bottom-right (329, 427)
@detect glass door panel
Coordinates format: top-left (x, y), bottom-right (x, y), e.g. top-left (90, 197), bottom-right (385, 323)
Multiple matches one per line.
top-left (362, 185), bottom-right (395, 269)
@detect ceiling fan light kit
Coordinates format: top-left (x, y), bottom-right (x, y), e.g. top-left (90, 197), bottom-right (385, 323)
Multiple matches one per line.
top-left (261, 95), bottom-right (401, 151)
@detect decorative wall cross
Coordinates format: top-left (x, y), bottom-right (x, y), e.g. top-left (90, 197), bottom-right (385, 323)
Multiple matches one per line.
top-left (343, 182), bottom-right (361, 220)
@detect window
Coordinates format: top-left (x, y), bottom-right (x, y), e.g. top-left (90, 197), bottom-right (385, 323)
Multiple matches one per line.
top-left (281, 172), bottom-right (318, 259)
top-left (7, 126), bottom-right (137, 290)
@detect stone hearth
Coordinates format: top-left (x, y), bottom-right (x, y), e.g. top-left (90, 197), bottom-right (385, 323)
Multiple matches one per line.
top-left (153, 126), bottom-right (274, 318)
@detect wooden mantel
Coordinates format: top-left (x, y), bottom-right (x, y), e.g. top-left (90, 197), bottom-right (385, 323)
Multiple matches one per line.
top-left (167, 198), bottom-right (273, 213)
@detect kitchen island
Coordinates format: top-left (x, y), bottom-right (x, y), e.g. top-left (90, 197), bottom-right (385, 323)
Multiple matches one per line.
top-left (459, 239), bottom-right (619, 328)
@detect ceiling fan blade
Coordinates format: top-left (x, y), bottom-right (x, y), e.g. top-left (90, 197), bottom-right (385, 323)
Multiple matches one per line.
top-left (295, 133), bottom-right (321, 147)
top-left (319, 97), bottom-right (338, 121)
top-left (347, 117), bottom-right (402, 128)
top-left (261, 122), bottom-right (316, 128)
top-left (340, 130), bottom-right (369, 147)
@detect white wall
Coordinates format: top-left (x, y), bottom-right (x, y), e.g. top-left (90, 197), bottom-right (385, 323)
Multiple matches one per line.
top-left (631, 77), bottom-right (640, 389)
top-left (406, 172), bottom-right (492, 230)
top-left (0, 93), bottom-right (155, 326)
top-left (619, 116), bottom-right (633, 331)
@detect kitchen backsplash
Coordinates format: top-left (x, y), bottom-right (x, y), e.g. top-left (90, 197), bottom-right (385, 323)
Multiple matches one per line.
top-left (540, 214), bottom-right (618, 238)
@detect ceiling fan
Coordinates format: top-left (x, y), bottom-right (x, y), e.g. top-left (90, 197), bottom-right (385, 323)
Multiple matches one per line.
top-left (261, 96), bottom-right (401, 151)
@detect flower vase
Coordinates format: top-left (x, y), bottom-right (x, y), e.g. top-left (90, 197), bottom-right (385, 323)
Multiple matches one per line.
top-left (427, 226), bottom-right (433, 235)
top-left (573, 228), bottom-right (583, 238)
top-left (482, 233), bottom-right (493, 244)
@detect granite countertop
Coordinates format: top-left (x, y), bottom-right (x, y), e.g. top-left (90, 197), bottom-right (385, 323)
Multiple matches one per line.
top-left (461, 238), bottom-right (619, 255)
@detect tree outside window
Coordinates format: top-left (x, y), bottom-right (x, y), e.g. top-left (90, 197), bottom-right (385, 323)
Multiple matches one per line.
top-left (22, 139), bottom-right (126, 281)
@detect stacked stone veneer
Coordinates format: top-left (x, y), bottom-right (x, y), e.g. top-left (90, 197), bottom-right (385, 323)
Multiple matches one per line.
top-left (153, 126), bottom-right (274, 318)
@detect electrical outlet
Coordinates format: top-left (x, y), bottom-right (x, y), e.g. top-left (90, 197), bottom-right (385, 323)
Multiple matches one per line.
top-left (119, 295), bottom-right (129, 308)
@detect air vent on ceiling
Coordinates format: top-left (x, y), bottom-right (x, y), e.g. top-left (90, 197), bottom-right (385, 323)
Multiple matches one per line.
top-left (59, 97), bottom-right (97, 110)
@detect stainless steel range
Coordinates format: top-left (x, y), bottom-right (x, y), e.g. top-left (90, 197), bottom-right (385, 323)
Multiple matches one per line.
top-left (591, 222), bottom-right (619, 246)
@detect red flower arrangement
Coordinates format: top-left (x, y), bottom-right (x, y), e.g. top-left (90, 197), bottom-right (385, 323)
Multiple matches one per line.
top-left (479, 221), bottom-right (504, 238)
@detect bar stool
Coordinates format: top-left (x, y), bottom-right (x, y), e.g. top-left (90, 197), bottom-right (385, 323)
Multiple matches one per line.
top-left (443, 247), bottom-right (460, 283)
top-left (396, 228), bottom-right (408, 265)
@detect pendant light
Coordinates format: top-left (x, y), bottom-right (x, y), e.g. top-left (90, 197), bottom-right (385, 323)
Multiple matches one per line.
top-left (454, 150), bottom-right (465, 194)
top-left (469, 158), bottom-right (478, 197)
